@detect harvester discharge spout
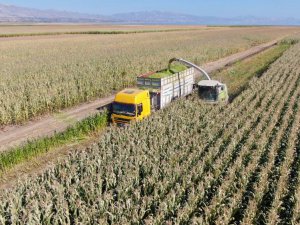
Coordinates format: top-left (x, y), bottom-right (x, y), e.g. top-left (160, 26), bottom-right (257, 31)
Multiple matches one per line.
top-left (168, 58), bottom-right (211, 81)
top-left (168, 58), bottom-right (228, 103)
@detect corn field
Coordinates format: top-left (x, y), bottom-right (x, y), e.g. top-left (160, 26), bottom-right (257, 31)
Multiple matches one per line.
top-left (0, 39), bottom-right (300, 225)
top-left (0, 27), bottom-right (299, 126)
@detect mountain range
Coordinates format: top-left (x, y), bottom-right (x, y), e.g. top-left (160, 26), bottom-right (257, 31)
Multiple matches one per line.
top-left (1, 4), bottom-right (300, 25)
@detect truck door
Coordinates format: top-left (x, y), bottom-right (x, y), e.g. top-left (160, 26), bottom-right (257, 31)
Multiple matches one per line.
top-left (150, 92), bottom-right (160, 110)
top-left (218, 85), bottom-right (226, 101)
top-left (137, 103), bottom-right (143, 118)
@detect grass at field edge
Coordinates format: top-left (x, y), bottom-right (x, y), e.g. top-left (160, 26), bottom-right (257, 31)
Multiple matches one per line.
top-left (0, 112), bottom-right (108, 175)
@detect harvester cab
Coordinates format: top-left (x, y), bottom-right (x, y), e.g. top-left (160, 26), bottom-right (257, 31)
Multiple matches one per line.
top-left (198, 80), bottom-right (228, 103)
top-left (168, 58), bottom-right (229, 103)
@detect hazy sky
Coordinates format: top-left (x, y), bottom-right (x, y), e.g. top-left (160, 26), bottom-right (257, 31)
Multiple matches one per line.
top-left (2, 0), bottom-right (300, 18)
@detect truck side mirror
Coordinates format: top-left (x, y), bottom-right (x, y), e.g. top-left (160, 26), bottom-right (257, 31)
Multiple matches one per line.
top-left (137, 104), bottom-right (143, 115)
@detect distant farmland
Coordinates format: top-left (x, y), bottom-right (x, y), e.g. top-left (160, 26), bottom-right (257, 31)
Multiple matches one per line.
top-left (0, 24), bottom-right (205, 36)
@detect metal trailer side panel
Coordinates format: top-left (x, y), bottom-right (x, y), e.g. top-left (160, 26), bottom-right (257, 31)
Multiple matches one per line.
top-left (137, 68), bottom-right (194, 89)
top-left (137, 78), bottom-right (161, 89)
top-left (160, 73), bottom-right (194, 109)
top-left (149, 92), bottom-right (160, 110)
top-left (137, 67), bottom-right (196, 109)
top-left (161, 75), bottom-right (194, 97)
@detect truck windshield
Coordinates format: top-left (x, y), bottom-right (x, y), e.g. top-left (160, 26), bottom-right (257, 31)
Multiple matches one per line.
top-left (112, 102), bottom-right (136, 116)
top-left (198, 86), bottom-right (217, 101)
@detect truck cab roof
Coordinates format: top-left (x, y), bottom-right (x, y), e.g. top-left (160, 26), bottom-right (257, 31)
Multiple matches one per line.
top-left (114, 88), bottom-right (149, 104)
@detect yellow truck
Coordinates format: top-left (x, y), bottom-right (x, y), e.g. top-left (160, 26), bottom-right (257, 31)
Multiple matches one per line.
top-left (111, 58), bottom-right (228, 126)
top-left (111, 89), bottom-right (151, 125)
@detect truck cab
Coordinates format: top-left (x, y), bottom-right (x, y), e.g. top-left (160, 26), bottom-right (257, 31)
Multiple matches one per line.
top-left (112, 89), bottom-right (151, 126)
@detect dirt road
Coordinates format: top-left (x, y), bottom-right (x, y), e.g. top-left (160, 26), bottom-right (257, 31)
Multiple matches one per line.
top-left (0, 39), bottom-right (280, 152)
